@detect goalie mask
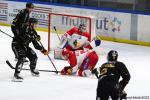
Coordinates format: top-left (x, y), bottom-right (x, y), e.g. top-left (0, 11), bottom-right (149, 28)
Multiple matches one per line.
top-left (107, 50), bottom-right (118, 61)
top-left (79, 24), bottom-right (86, 32)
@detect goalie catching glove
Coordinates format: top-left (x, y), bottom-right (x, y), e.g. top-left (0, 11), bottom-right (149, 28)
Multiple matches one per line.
top-left (41, 49), bottom-right (49, 55)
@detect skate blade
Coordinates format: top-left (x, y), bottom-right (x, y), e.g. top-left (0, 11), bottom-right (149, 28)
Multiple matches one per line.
top-left (12, 78), bottom-right (23, 82)
top-left (31, 73), bottom-right (40, 77)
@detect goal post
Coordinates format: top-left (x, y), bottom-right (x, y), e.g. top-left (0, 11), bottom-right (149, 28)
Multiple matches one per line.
top-left (48, 13), bottom-right (94, 51)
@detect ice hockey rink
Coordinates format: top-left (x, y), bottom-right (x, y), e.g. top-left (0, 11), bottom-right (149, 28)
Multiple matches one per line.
top-left (0, 25), bottom-right (150, 100)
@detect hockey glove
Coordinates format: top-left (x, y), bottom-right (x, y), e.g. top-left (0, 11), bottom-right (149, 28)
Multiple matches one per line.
top-left (67, 68), bottom-right (72, 75)
top-left (41, 49), bottom-right (49, 55)
top-left (118, 83), bottom-right (127, 99)
top-left (92, 68), bottom-right (99, 79)
top-left (120, 91), bottom-right (127, 99)
top-left (61, 66), bottom-right (72, 75)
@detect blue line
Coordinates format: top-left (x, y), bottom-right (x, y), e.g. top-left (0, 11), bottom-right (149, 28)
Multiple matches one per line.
top-left (7, 0), bottom-right (150, 16)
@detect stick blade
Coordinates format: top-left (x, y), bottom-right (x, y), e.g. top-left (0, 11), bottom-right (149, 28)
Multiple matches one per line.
top-left (6, 60), bottom-right (15, 69)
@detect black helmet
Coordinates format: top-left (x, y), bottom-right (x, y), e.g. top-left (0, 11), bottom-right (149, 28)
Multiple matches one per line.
top-left (107, 50), bottom-right (118, 61)
top-left (26, 2), bottom-right (34, 8)
top-left (29, 18), bottom-right (38, 24)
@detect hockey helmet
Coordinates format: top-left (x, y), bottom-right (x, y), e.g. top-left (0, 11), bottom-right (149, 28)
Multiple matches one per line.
top-left (107, 50), bottom-right (118, 61)
top-left (29, 18), bottom-right (38, 24)
top-left (79, 24), bottom-right (86, 32)
top-left (26, 2), bottom-right (34, 8)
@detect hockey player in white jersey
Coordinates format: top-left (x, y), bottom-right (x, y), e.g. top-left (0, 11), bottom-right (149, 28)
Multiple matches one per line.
top-left (60, 38), bottom-right (101, 77)
top-left (54, 28), bottom-right (90, 59)
top-left (62, 33), bottom-right (91, 50)
top-left (59, 24), bottom-right (91, 50)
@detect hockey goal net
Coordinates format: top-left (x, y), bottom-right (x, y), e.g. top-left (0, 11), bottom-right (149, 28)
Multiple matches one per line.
top-left (47, 13), bottom-right (92, 51)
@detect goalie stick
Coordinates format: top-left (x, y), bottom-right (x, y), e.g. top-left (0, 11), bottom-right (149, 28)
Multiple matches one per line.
top-left (6, 60), bottom-right (60, 73)
top-left (53, 26), bottom-right (61, 41)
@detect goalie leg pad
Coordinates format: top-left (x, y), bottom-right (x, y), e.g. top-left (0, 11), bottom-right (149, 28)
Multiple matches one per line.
top-left (59, 36), bottom-right (68, 49)
top-left (54, 48), bottom-right (66, 60)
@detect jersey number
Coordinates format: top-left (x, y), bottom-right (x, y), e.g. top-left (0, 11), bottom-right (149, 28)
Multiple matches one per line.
top-left (100, 68), bottom-right (108, 75)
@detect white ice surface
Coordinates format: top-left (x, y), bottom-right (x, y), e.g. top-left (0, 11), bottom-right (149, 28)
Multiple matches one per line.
top-left (0, 26), bottom-right (150, 100)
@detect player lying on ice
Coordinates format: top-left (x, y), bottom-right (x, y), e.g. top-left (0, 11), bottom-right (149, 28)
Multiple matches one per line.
top-left (60, 38), bottom-right (101, 77)
top-left (54, 24), bottom-right (92, 59)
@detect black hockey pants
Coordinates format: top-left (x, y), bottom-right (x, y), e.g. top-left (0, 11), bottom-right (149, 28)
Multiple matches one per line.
top-left (96, 80), bottom-right (120, 100)
top-left (12, 42), bottom-right (38, 74)
top-left (11, 25), bottom-right (20, 59)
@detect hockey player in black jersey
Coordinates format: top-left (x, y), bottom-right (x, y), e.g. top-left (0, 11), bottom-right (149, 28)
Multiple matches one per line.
top-left (11, 2), bottom-right (34, 63)
top-left (12, 18), bottom-right (48, 82)
top-left (96, 50), bottom-right (131, 100)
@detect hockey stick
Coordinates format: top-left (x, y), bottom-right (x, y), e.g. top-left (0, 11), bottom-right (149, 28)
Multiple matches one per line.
top-left (0, 29), bottom-right (59, 73)
top-left (0, 29), bottom-right (13, 38)
top-left (39, 41), bottom-right (59, 74)
top-left (6, 60), bottom-right (60, 73)
top-left (53, 26), bottom-right (61, 41)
